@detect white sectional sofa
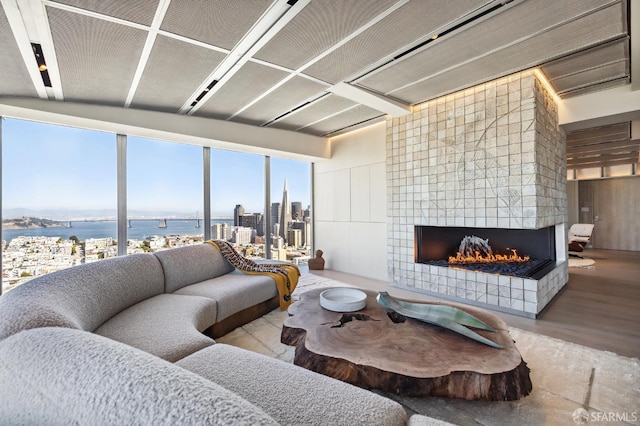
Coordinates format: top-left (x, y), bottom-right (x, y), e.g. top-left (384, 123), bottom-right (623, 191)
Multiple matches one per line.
top-left (0, 243), bottom-right (281, 362)
top-left (0, 243), bottom-right (444, 425)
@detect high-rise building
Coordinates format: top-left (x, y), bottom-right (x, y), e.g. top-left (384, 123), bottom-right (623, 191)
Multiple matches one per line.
top-left (240, 214), bottom-right (256, 229)
top-left (279, 179), bottom-right (291, 243)
top-left (254, 213), bottom-right (264, 236)
top-left (305, 218), bottom-right (311, 246)
top-left (231, 227), bottom-right (252, 245)
top-left (270, 202), bottom-right (281, 227)
top-left (233, 204), bottom-right (244, 226)
top-left (287, 229), bottom-right (302, 249)
top-left (272, 236), bottom-right (284, 250)
top-left (291, 220), bottom-right (310, 248)
top-left (211, 223), bottom-right (229, 240)
top-left (235, 212), bottom-right (264, 236)
top-left (291, 201), bottom-right (302, 220)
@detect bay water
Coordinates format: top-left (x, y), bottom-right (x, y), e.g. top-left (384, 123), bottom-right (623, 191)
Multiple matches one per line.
top-left (2, 219), bottom-right (233, 244)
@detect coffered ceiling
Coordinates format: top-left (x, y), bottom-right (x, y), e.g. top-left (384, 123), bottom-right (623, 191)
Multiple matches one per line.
top-left (0, 0), bottom-right (637, 167)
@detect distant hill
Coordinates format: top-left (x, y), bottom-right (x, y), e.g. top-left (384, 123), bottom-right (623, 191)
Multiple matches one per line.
top-left (2, 217), bottom-right (67, 230)
top-left (3, 208), bottom-right (233, 221)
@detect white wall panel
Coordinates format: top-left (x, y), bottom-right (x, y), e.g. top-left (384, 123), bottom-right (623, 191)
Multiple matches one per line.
top-left (314, 221), bottom-right (347, 270)
top-left (347, 223), bottom-right (388, 279)
top-left (314, 221), bottom-right (387, 280)
top-left (370, 162), bottom-right (387, 223)
top-left (314, 171), bottom-right (335, 221)
top-left (350, 165), bottom-right (371, 222)
top-left (317, 121), bottom-right (386, 173)
top-left (332, 169), bottom-right (351, 222)
top-left (313, 120), bottom-right (388, 280)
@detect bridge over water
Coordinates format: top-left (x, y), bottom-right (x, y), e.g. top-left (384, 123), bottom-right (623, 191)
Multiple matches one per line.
top-left (68, 218), bottom-right (233, 228)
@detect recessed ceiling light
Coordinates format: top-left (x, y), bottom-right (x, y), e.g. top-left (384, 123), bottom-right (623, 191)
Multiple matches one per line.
top-left (31, 43), bottom-right (51, 87)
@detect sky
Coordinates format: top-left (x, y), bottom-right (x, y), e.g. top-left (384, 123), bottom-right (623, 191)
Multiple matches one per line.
top-left (2, 118), bottom-right (311, 218)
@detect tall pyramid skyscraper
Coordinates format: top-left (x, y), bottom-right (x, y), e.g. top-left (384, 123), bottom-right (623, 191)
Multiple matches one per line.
top-left (279, 178), bottom-right (291, 243)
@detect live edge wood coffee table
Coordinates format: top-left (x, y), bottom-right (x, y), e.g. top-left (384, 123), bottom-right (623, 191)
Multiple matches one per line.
top-left (281, 288), bottom-right (532, 401)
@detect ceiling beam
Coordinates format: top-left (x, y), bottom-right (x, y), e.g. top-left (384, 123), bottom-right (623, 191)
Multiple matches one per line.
top-left (567, 139), bottom-right (640, 155)
top-left (182, 0), bottom-right (311, 115)
top-left (566, 134), bottom-right (629, 147)
top-left (328, 82), bottom-right (411, 117)
top-left (253, 0), bottom-right (411, 127)
top-left (569, 158), bottom-right (639, 169)
top-left (124, 0), bottom-right (171, 107)
top-left (1, 0), bottom-right (55, 99)
top-left (0, 97), bottom-right (330, 160)
top-left (559, 84), bottom-right (640, 131)
top-left (566, 122), bottom-right (629, 142)
top-left (567, 151), bottom-right (639, 167)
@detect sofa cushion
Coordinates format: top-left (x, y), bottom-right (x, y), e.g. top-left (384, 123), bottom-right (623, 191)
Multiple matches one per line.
top-left (407, 415), bottom-right (455, 425)
top-left (94, 293), bottom-right (217, 362)
top-left (0, 328), bottom-right (278, 425)
top-left (154, 243), bottom-right (235, 293)
top-left (0, 253), bottom-right (165, 339)
top-left (177, 343), bottom-right (408, 426)
top-left (174, 270), bottom-right (278, 322)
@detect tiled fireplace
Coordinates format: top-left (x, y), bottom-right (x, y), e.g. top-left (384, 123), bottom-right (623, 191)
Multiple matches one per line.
top-left (386, 70), bottom-right (568, 318)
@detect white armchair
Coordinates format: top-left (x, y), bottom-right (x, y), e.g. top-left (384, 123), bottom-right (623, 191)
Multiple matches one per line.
top-left (568, 223), bottom-right (595, 258)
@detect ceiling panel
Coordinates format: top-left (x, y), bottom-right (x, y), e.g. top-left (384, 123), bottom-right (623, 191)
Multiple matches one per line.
top-left (47, 6), bottom-right (147, 106)
top-left (0, 0), bottom-right (633, 138)
top-left (305, 105), bottom-right (383, 136)
top-left (130, 35), bottom-right (226, 112)
top-left (231, 76), bottom-right (328, 126)
top-left (550, 61), bottom-right (628, 95)
top-left (358, 0), bottom-right (625, 101)
top-left (195, 61), bottom-right (290, 120)
top-left (270, 94), bottom-right (357, 132)
top-left (557, 77), bottom-right (630, 98)
top-left (160, 0), bottom-right (270, 50)
top-left (364, 1), bottom-right (627, 104)
top-left (304, 0), bottom-right (488, 84)
top-left (254, 0), bottom-right (396, 71)
top-left (53, 0), bottom-right (159, 26)
top-left (542, 39), bottom-right (628, 80)
top-left (541, 39), bottom-right (629, 95)
top-left (0, 6), bottom-right (38, 97)
top-left (566, 122), bottom-right (639, 168)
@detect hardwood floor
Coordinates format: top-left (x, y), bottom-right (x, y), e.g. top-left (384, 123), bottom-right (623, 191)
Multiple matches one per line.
top-left (310, 248), bottom-right (640, 359)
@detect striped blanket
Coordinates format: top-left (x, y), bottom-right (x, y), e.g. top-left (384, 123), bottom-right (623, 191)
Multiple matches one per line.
top-left (205, 240), bottom-right (300, 310)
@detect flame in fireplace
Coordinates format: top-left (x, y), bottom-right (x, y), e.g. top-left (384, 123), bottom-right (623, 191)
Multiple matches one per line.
top-left (448, 249), bottom-right (530, 264)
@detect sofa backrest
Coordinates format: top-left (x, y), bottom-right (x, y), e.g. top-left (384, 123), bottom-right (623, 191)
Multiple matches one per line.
top-left (0, 327), bottom-right (278, 425)
top-left (0, 253), bottom-right (165, 339)
top-left (154, 243), bottom-right (235, 293)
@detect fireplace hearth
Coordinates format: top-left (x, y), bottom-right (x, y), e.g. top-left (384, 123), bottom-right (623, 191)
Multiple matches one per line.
top-left (415, 226), bottom-right (556, 280)
top-left (388, 70), bottom-right (568, 317)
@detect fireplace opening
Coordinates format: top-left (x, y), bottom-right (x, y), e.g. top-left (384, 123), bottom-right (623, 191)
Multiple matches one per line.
top-left (415, 226), bottom-right (556, 279)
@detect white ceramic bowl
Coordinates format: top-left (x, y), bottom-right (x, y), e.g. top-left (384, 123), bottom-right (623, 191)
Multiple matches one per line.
top-left (320, 287), bottom-right (367, 312)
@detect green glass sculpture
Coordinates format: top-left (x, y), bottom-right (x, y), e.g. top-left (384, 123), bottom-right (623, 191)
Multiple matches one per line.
top-left (376, 292), bottom-right (503, 349)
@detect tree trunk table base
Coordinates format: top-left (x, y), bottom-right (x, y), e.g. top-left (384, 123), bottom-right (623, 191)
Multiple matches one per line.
top-left (281, 288), bottom-right (532, 401)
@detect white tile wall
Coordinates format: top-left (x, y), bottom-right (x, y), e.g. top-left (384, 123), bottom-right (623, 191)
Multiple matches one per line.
top-left (387, 70), bottom-right (569, 316)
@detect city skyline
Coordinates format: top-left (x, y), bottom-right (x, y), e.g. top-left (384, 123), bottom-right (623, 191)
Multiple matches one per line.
top-left (2, 118), bottom-right (311, 218)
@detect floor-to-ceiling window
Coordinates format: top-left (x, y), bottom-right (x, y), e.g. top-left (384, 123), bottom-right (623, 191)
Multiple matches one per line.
top-left (210, 149), bottom-right (265, 259)
top-left (1, 118), bottom-right (116, 292)
top-left (1, 117), bottom-right (313, 292)
top-left (270, 157), bottom-right (312, 264)
top-left (127, 136), bottom-right (203, 254)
